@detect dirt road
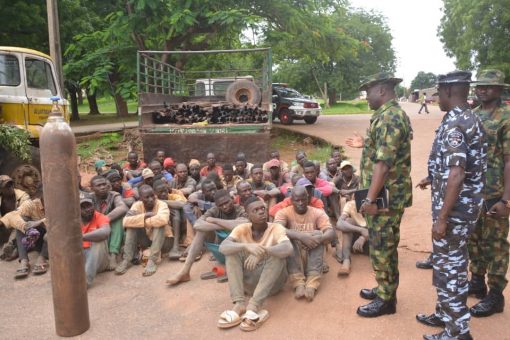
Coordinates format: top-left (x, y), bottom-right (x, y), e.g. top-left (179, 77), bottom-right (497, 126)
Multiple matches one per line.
top-left (1, 102), bottom-right (508, 339)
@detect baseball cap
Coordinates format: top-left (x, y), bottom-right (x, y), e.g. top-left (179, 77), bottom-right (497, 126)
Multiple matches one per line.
top-left (142, 168), bottom-right (155, 179)
top-left (296, 178), bottom-right (313, 187)
top-left (79, 192), bottom-right (93, 205)
top-left (340, 161), bottom-right (355, 171)
top-left (163, 157), bottom-right (175, 168)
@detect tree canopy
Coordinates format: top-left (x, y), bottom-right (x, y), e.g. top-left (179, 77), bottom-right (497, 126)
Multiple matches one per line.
top-left (410, 71), bottom-right (437, 90)
top-left (439, 0), bottom-right (510, 79)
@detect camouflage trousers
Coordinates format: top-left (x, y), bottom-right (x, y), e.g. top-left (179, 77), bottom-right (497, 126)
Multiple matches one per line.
top-left (468, 211), bottom-right (509, 292)
top-left (433, 222), bottom-right (472, 337)
top-left (365, 209), bottom-right (404, 301)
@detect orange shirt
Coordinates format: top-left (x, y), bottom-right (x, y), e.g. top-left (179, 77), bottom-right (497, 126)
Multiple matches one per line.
top-left (81, 211), bottom-right (110, 248)
top-left (200, 165), bottom-right (223, 177)
top-left (269, 197), bottom-right (324, 217)
top-left (274, 206), bottom-right (331, 233)
top-left (229, 222), bottom-right (289, 247)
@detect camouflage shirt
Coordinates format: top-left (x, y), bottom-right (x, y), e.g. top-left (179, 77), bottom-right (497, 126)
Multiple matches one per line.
top-left (428, 106), bottom-right (487, 223)
top-left (360, 99), bottom-right (413, 210)
top-left (473, 102), bottom-right (510, 200)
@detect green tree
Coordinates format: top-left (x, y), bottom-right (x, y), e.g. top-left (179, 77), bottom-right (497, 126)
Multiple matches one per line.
top-left (439, 0), bottom-right (510, 78)
top-left (410, 71), bottom-right (437, 90)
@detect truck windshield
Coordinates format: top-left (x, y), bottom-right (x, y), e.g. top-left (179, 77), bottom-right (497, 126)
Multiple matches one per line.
top-left (275, 87), bottom-right (303, 98)
top-left (25, 58), bottom-right (57, 95)
top-left (0, 54), bottom-right (21, 86)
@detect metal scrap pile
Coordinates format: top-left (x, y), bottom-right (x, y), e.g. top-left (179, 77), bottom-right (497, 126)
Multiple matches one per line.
top-left (151, 102), bottom-right (269, 125)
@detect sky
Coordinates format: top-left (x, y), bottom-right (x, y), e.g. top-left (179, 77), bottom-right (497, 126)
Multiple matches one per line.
top-left (348, 0), bottom-right (456, 87)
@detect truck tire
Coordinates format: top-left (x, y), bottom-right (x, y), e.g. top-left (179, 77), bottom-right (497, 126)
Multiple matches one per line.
top-left (225, 80), bottom-right (262, 106)
top-left (304, 116), bottom-right (318, 124)
top-left (279, 109), bottom-right (293, 125)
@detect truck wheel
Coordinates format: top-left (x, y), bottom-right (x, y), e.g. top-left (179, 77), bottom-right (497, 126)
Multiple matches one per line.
top-left (304, 116), bottom-right (318, 124)
top-left (279, 109), bottom-right (293, 125)
top-left (225, 80), bottom-right (262, 106)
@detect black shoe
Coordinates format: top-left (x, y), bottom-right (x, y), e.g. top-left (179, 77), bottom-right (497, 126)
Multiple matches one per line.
top-left (416, 313), bottom-right (445, 328)
top-left (470, 289), bottom-right (505, 317)
top-left (357, 297), bottom-right (396, 317)
top-left (360, 287), bottom-right (378, 300)
top-left (468, 274), bottom-right (487, 299)
top-left (423, 331), bottom-right (472, 340)
top-left (416, 255), bottom-right (433, 269)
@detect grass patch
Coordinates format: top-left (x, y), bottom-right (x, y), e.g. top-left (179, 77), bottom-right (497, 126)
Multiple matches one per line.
top-left (321, 100), bottom-right (370, 115)
top-left (77, 132), bottom-right (123, 160)
top-left (71, 112), bottom-right (138, 126)
top-left (78, 96), bottom-right (138, 114)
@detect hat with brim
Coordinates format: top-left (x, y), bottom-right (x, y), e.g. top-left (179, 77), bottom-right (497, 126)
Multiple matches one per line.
top-left (296, 178), bottom-right (313, 187)
top-left (0, 175), bottom-right (13, 189)
top-left (473, 69), bottom-right (509, 87)
top-left (79, 193), bottom-right (93, 205)
top-left (359, 72), bottom-right (403, 91)
top-left (142, 168), bottom-right (155, 179)
top-left (340, 160), bottom-right (355, 171)
top-left (437, 70), bottom-right (472, 85)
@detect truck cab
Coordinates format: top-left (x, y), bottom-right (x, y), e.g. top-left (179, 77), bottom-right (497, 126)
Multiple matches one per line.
top-left (0, 46), bottom-right (68, 141)
top-left (272, 83), bottom-right (321, 125)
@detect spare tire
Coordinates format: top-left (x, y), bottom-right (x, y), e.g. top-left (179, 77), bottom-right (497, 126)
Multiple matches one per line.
top-left (225, 80), bottom-right (261, 106)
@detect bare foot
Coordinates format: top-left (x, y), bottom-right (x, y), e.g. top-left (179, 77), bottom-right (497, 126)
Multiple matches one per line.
top-left (166, 272), bottom-right (191, 286)
top-left (294, 285), bottom-right (306, 299)
top-left (353, 236), bottom-right (366, 253)
top-left (337, 258), bottom-right (351, 276)
top-left (305, 287), bottom-right (316, 302)
top-left (143, 260), bottom-right (157, 277)
top-left (107, 253), bottom-right (118, 271)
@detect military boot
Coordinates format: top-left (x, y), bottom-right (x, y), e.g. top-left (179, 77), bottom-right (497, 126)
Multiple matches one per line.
top-left (468, 274), bottom-right (487, 299)
top-left (470, 289), bottom-right (505, 317)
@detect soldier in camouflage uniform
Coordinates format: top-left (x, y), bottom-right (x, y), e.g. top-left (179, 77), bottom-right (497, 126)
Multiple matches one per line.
top-left (416, 71), bottom-right (487, 340)
top-left (468, 69), bottom-right (510, 317)
top-left (353, 72), bottom-right (413, 318)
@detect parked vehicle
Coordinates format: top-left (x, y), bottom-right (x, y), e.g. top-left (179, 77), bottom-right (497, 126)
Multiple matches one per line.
top-left (272, 84), bottom-right (321, 125)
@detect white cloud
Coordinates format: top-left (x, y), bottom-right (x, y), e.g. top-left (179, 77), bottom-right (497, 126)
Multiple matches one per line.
top-left (349, 0), bottom-right (456, 86)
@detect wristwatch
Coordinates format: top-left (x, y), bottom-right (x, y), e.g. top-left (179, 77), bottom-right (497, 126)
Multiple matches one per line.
top-left (501, 199), bottom-right (510, 209)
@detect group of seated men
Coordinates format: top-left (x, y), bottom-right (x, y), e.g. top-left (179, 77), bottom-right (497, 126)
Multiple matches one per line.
top-left (0, 147), bottom-right (365, 331)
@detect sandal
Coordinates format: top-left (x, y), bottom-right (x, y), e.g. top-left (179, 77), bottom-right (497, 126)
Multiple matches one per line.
top-left (217, 310), bottom-right (243, 329)
top-left (14, 260), bottom-right (30, 279)
top-left (32, 261), bottom-right (49, 275)
top-left (240, 310), bottom-right (269, 332)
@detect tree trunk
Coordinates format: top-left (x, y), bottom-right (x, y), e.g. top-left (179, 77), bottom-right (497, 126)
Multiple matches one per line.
top-left (87, 91), bottom-right (100, 115)
top-left (77, 88), bottom-right (83, 105)
top-left (328, 88), bottom-right (337, 106)
top-left (65, 82), bottom-right (80, 121)
top-left (114, 94), bottom-right (129, 117)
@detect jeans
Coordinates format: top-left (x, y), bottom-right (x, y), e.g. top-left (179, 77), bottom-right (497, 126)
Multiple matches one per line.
top-left (84, 241), bottom-right (109, 286)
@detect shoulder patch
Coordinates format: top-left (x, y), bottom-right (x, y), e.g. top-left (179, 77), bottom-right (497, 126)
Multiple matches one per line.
top-left (446, 129), bottom-right (464, 148)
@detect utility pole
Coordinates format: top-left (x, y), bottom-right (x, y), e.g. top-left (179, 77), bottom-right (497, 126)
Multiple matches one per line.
top-left (47, 0), bottom-right (64, 92)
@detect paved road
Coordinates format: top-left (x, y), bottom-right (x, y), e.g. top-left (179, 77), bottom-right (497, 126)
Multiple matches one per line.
top-left (71, 121), bottom-right (138, 134)
top-left (279, 102), bottom-right (444, 253)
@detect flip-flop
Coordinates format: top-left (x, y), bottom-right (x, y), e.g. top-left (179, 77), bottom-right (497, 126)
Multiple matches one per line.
top-left (217, 275), bottom-right (228, 283)
top-left (200, 271), bottom-right (217, 280)
top-left (14, 263), bottom-right (30, 280)
top-left (217, 310), bottom-right (242, 329)
top-left (332, 252), bottom-right (343, 264)
top-left (32, 262), bottom-right (49, 275)
top-left (168, 252), bottom-right (181, 261)
top-left (240, 310), bottom-right (269, 332)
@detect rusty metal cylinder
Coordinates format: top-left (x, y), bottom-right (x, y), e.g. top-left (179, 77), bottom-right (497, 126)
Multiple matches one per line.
top-left (40, 97), bottom-right (90, 337)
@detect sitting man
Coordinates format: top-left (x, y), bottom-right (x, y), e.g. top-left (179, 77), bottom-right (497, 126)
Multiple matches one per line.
top-left (166, 190), bottom-right (248, 286)
top-left (263, 150), bottom-right (289, 174)
top-left (217, 197), bottom-right (293, 331)
top-left (170, 163), bottom-right (196, 197)
top-left (264, 159), bottom-right (289, 193)
top-left (274, 186), bottom-right (335, 301)
top-left (333, 160), bottom-right (360, 209)
top-left (154, 180), bottom-right (187, 260)
top-left (80, 194), bottom-right (111, 288)
top-left (248, 165), bottom-right (280, 212)
top-left (123, 151), bottom-right (147, 180)
top-left (234, 157), bottom-right (250, 180)
top-left (322, 158), bottom-right (340, 182)
top-left (303, 161), bottom-right (341, 220)
top-left (0, 175), bottom-right (30, 260)
top-left (334, 200), bottom-right (368, 276)
top-left (7, 186), bottom-right (48, 279)
top-left (200, 152), bottom-right (223, 177)
top-left (221, 164), bottom-right (242, 193)
top-left (90, 175), bottom-right (128, 269)
top-left (289, 151), bottom-right (307, 177)
top-left (188, 159), bottom-right (203, 184)
top-left (129, 160), bottom-right (173, 186)
top-left (234, 180), bottom-right (258, 207)
top-left (106, 171), bottom-right (135, 207)
top-left (116, 185), bottom-right (172, 276)
top-left (269, 178), bottom-right (324, 218)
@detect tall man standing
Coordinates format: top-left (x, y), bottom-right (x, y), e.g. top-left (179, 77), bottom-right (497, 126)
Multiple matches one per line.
top-left (353, 73), bottom-right (413, 317)
top-left (468, 69), bottom-right (510, 317)
top-left (416, 71), bottom-right (487, 340)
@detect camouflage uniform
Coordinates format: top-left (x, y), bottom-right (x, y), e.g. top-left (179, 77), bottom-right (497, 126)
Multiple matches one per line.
top-left (428, 106), bottom-right (487, 336)
top-left (468, 101), bottom-right (510, 293)
top-left (360, 99), bottom-right (413, 301)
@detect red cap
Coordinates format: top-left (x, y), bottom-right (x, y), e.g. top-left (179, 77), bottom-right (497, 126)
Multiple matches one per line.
top-left (163, 157), bottom-right (175, 168)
